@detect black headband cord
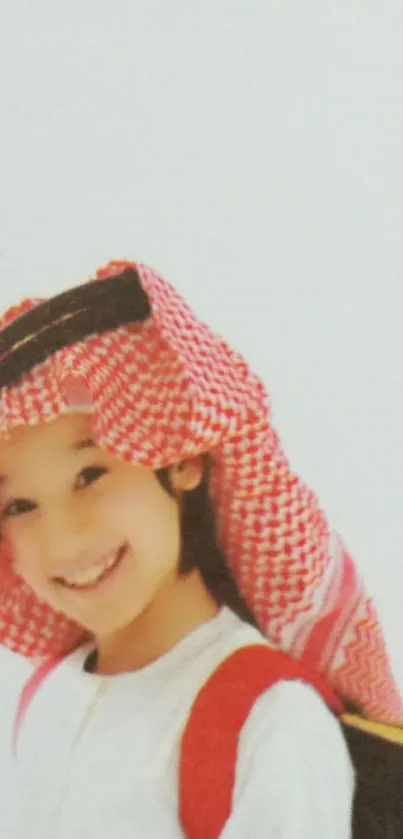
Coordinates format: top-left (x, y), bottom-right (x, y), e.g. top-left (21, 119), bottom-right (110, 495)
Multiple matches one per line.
top-left (0, 268), bottom-right (151, 390)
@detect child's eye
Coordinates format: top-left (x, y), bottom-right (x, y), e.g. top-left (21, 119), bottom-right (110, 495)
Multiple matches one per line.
top-left (75, 466), bottom-right (108, 490)
top-left (2, 499), bottom-right (36, 518)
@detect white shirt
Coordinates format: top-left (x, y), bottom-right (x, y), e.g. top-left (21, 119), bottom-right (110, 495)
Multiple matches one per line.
top-left (14, 608), bottom-right (354, 838)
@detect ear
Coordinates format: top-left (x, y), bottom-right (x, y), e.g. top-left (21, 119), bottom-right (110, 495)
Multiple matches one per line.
top-left (170, 456), bottom-right (205, 493)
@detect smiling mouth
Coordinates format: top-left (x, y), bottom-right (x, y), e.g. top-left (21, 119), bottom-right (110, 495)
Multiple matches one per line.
top-left (54, 544), bottom-right (128, 591)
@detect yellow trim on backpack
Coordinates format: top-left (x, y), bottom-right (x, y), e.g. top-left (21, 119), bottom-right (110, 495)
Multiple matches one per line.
top-left (341, 713), bottom-right (403, 745)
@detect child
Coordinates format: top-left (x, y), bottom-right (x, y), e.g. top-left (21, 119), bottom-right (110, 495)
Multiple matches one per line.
top-left (0, 260), bottom-right (399, 837)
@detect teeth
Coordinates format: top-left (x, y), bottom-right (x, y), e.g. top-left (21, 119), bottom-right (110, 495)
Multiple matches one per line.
top-left (61, 553), bottom-right (118, 588)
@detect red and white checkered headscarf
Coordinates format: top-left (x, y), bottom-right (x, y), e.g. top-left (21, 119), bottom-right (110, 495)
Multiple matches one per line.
top-left (0, 260), bottom-right (401, 724)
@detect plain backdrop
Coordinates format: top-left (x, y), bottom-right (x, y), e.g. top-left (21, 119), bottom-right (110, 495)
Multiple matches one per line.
top-left (0, 1), bottom-right (402, 824)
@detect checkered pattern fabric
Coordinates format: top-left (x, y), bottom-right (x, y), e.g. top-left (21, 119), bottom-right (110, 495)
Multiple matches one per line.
top-left (0, 260), bottom-right (401, 724)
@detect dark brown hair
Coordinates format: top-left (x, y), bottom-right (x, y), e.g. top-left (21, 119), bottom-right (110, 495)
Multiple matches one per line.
top-left (156, 464), bottom-right (258, 628)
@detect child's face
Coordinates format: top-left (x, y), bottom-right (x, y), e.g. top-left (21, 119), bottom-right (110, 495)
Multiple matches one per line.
top-left (0, 413), bottom-right (203, 640)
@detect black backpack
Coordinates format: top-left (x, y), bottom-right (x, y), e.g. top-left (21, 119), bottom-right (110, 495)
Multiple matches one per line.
top-left (179, 644), bottom-right (403, 839)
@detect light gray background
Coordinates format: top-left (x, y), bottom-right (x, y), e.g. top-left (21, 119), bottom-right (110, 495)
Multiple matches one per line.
top-left (0, 1), bottom-right (402, 822)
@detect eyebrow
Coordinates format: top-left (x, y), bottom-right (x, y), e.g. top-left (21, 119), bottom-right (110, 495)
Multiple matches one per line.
top-left (0, 438), bottom-right (97, 486)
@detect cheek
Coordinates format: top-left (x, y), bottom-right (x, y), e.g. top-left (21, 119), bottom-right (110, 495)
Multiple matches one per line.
top-left (102, 480), bottom-right (181, 558)
top-left (7, 529), bottom-right (46, 591)
top-left (7, 530), bottom-right (61, 609)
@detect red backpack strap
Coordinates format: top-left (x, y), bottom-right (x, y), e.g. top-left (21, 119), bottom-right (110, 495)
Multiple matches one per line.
top-left (179, 643), bottom-right (343, 839)
top-left (13, 656), bottom-right (62, 752)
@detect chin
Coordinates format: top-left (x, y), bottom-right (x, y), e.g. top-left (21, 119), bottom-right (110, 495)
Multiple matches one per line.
top-left (80, 603), bottom-right (149, 639)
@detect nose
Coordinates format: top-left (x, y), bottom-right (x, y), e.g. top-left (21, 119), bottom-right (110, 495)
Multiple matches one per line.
top-left (41, 502), bottom-right (93, 572)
